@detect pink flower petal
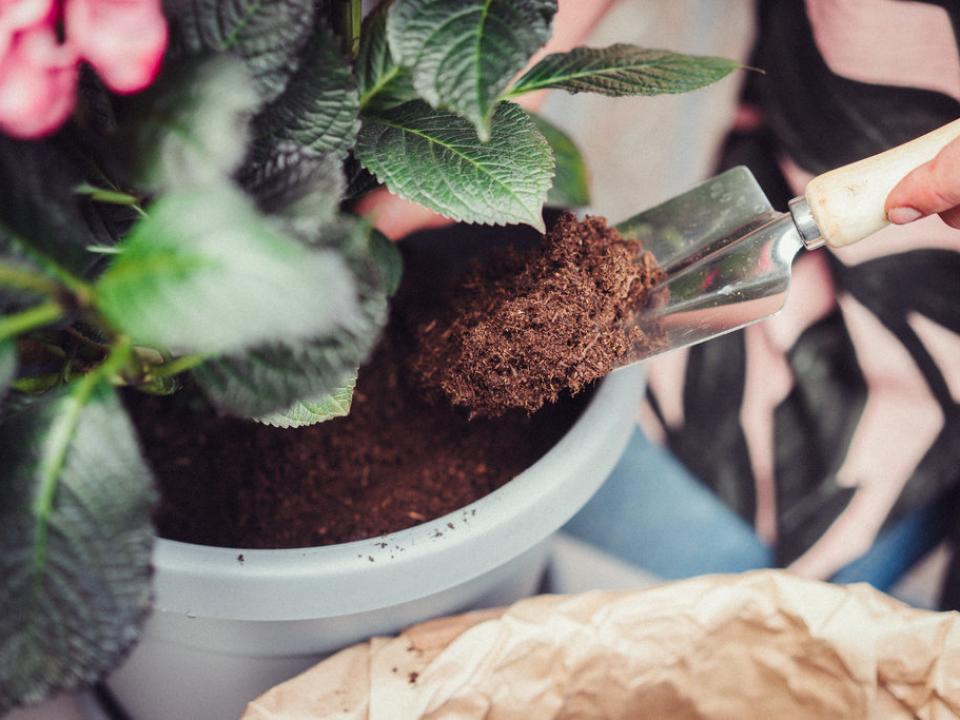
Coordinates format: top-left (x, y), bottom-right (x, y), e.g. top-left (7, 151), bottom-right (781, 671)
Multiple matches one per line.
top-left (0, 0), bottom-right (56, 30)
top-left (0, 0), bottom-right (55, 60)
top-left (65, 0), bottom-right (167, 94)
top-left (0, 23), bottom-right (78, 138)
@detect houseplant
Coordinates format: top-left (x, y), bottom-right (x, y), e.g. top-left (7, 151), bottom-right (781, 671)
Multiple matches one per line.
top-left (0, 0), bottom-right (737, 716)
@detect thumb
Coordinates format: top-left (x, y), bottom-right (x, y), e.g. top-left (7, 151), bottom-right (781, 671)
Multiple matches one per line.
top-left (885, 135), bottom-right (960, 226)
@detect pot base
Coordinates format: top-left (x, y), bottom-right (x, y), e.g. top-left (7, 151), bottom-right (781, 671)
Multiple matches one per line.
top-left (107, 542), bottom-right (549, 720)
top-left (107, 362), bottom-right (645, 720)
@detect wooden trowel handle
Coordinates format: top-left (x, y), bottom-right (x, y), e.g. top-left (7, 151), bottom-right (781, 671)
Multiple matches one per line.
top-left (803, 118), bottom-right (960, 248)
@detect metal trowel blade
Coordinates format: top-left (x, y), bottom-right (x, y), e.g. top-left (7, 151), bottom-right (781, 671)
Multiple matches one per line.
top-left (615, 166), bottom-right (806, 364)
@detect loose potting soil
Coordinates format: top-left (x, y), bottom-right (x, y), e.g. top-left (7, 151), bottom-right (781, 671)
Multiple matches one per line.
top-left (134, 338), bottom-right (583, 548)
top-left (136, 212), bottom-right (660, 548)
top-left (134, 221), bottom-right (589, 548)
top-left (410, 212), bottom-right (665, 417)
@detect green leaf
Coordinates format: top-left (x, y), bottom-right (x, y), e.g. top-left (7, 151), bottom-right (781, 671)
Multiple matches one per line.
top-left (506, 44), bottom-right (739, 98)
top-left (0, 379), bottom-right (155, 711)
top-left (0, 237), bottom-right (50, 314)
top-left (356, 100), bottom-right (552, 230)
top-left (530, 114), bottom-right (590, 208)
top-left (192, 220), bottom-right (388, 418)
top-left (0, 137), bottom-right (94, 274)
top-left (171, 0), bottom-right (317, 102)
top-left (356, 0), bottom-right (417, 112)
top-left (0, 340), bottom-right (15, 403)
top-left (95, 186), bottom-right (360, 356)
top-left (342, 157), bottom-right (381, 201)
top-left (238, 146), bottom-right (345, 240)
top-left (368, 228), bottom-right (403, 297)
top-left (254, 21), bottom-right (360, 157)
top-left (192, 333), bottom-right (374, 418)
top-left (387, 0), bottom-right (556, 139)
top-left (124, 58), bottom-right (261, 192)
top-left (255, 371), bottom-right (356, 428)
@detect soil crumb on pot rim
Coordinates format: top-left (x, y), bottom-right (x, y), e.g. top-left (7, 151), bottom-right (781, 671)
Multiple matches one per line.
top-left (410, 212), bottom-right (665, 418)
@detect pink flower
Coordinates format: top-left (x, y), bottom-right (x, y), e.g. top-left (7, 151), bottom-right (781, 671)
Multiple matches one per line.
top-left (0, 6), bottom-right (77, 137)
top-left (65, 0), bottom-right (167, 94)
top-left (0, 0), bottom-right (54, 58)
top-left (0, 0), bottom-right (167, 138)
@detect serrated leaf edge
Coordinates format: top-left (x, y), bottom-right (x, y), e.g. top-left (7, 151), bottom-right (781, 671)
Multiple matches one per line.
top-left (255, 372), bottom-right (357, 428)
top-left (504, 45), bottom-right (740, 98)
top-left (358, 104), bottom-right (551, 231)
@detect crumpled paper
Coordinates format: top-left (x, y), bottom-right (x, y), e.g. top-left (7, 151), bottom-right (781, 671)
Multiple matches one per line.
top-left (242, 570), bottom-right (960, 719)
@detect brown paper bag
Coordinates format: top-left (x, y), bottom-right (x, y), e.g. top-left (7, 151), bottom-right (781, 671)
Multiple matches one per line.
top-left (243, 570), bottom-right (960, 719)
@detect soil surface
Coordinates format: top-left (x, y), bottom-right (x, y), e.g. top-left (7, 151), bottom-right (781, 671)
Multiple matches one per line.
top-left (410, 212), bottom-right (665, 417)
top-left (132, 228), bottom-right (587, 549)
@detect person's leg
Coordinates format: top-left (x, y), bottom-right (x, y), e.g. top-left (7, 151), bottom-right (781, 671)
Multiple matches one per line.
top-left (564, 427), bottom-right (773, 579)
top-left (567, 429), bottom-right (958, 591)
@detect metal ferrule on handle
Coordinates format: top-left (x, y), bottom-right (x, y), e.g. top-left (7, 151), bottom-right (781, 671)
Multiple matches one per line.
top-left (787, 196), bottom-right (824, 250)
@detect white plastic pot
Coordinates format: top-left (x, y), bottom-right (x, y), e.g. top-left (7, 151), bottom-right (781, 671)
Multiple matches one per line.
top-left (106, 364), bottom-right (645, 720)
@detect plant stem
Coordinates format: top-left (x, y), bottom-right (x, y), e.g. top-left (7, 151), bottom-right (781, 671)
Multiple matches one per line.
top-left (32, 336), bottom-right (133, 581)
top-left (12, 373), bottom-right (62, 392)
top-left (64, 326), bottom-right (110, 353)
top-left (337, 0), bottom-right (362, 57)
top-left (9, 241), bottom-right (95, 306)
top-left (0, 260), bottom-right (60, 296)
top-left (75, 183), bottom-right (139, 206)
top-left (86, 245), bottom-right (123, 255)
top-left (0, 302), bottom-right (63, 342)
top-left (76, 182), bottom-right (148, 219)
top-left (149, 352), bottom-right (206, 378)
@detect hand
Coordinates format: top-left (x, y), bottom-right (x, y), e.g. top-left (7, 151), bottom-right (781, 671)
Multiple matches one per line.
top-left (886, 134), bottom-right (960, 229)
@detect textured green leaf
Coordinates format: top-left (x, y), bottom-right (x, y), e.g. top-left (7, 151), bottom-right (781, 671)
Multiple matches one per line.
top-left (238, 146), bottom-right (345, 240)
top-left (342, 157), bottom-right (381, 201)
top-left (95, 186), bottom-right (360, 356)
top-left (356, 0), bottom-right (417, 112)
top-left (356, 101), bottom-right (552, 229)
top-left (171, 0), bottom-right (316, 102)
top-left (507, 45), bottom-right (739, 97)
top-left (193, 221), bottom-right (388, 418)
top-left (368, 228), bottom-right (403, 297)
top-left (255, 371), bottom-right (356, 428)
top-left (387, 0), bottom-right (556, 138)
top-left (0, 236), bottom-right (49, 314)
top-left (254, 21), bottom-right (360, 157)
top-left (0, 340), bottom-right (14, 403)
top-left (0, 393), bottom-right (46, 425)
top-left (0, 138), bottom-right (94, 274)
top-left (125, 58), bottom-right (261, 192)
top-left (530, 114), bottom-right (590, 208)
top-left (193, 338), bottom-right (368, 418)
top-left (0, 380), bottom-right (155, 711)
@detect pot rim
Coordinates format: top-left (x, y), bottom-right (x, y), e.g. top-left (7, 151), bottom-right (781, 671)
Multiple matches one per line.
top-left (151, 365), bottom-right (645, 621)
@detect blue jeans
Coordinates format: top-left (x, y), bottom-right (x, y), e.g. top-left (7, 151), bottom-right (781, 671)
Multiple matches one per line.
top-left (564, 428), bottom-right (954, 592)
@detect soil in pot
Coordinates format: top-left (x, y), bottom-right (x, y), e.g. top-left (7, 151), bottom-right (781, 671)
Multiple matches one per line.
top-left (130, 212), bottom-right (660, 549)
top-left (128, 219), bottom-right (590, 550)
top-left (410, 212), bottom-right (665, 418)
top-left (131, 334), bottom-right (585, 549)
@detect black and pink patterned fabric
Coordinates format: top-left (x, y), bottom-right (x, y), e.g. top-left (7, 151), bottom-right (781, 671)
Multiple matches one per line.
top-left (641, 0), bottom-right (960, 590)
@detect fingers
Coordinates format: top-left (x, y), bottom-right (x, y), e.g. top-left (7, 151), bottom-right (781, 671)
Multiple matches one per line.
top-left (886, 135), bottom-right (960, 226)
top-left (939, 205), bottom-right (960, 229)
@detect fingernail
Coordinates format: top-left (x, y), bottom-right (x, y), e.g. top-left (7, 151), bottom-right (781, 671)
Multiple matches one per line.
top-left (888, 207), bottom-right (923, 224)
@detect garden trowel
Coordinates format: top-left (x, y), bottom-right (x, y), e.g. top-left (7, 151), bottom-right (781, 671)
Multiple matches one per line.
top-left (616, 118), bottom-right (960, 363)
